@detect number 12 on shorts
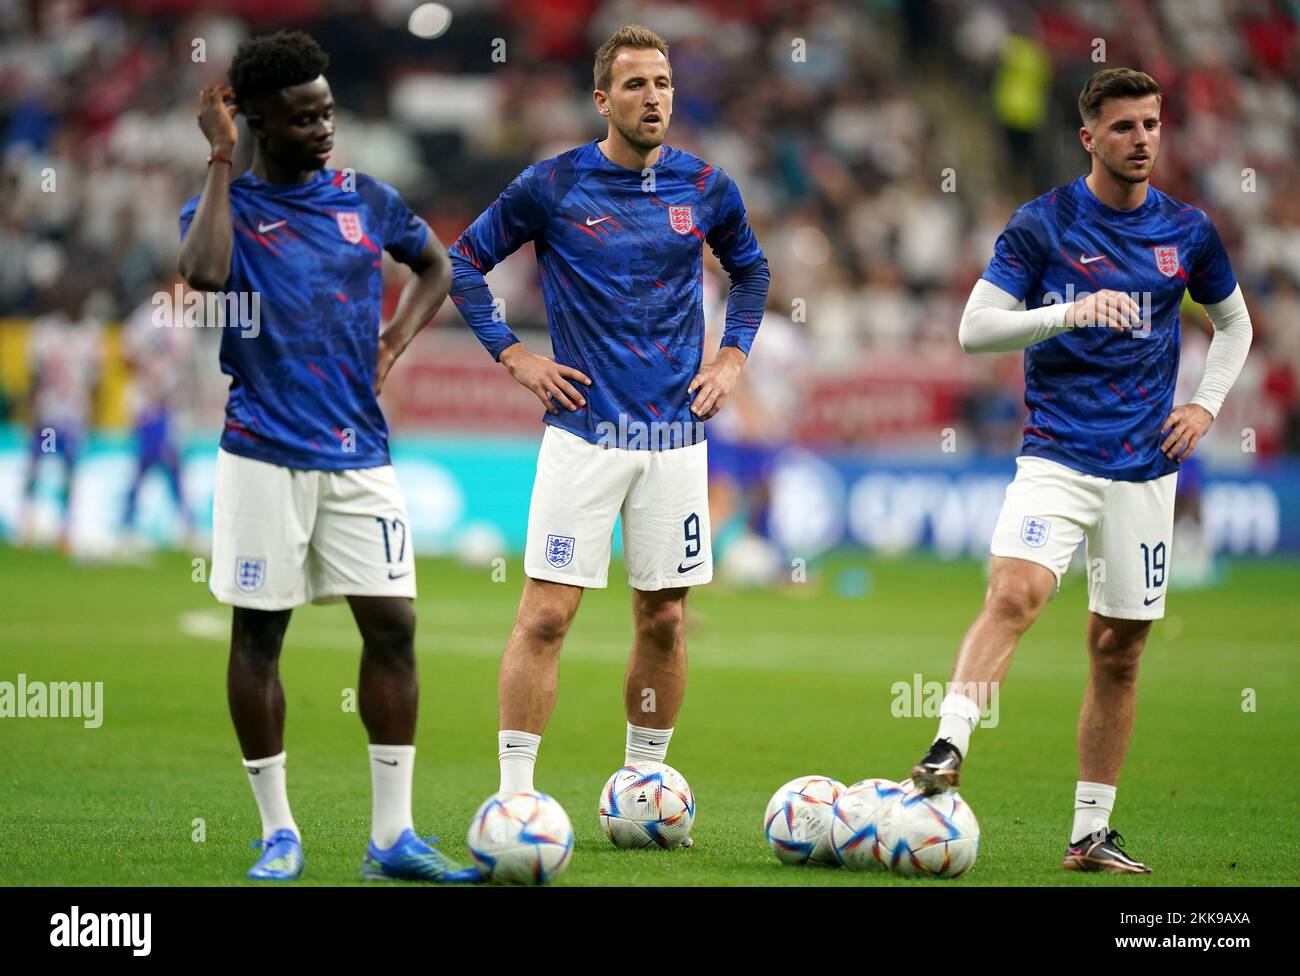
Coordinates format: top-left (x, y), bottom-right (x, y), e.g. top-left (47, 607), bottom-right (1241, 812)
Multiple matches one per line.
top-left (1140, 541), bottom-right (1166, 589)
top-left (375, 517), bottom-right (407, 567)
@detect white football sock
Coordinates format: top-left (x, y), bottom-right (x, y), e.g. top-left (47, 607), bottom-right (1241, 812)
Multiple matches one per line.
top-left (625, 722), bottom-right (673, 765)
top-left (498, 730), bottom-right (540, 793)
top-left (935, 692), bottom-right (982, 758)
top-left (243, 751), bottom-right (298, 842)
top-left (1071, 781), bottom-right (1116, 844)
top-left (369, 744), bottom-right (416, 850)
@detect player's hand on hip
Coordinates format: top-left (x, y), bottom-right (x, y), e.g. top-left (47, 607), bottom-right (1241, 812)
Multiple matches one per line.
top-left (197, 83), bottom-right (239, 155)
top-left (499, 343), bottom-right (590, 414)
top-left (1065, 289), bottom-right (1142, 333)
top-left (1160, 403), bottom-right (1213, 461)
top-left (689, 347), bottom-right (745, 420)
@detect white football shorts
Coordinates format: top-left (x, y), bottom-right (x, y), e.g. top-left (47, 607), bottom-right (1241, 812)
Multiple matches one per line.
top-left (523, 425), bottom-right (712, 591)
top-left (989, 455), bottom-right (1177, 620)
top-left (210, 448), bottom-right (416, 610)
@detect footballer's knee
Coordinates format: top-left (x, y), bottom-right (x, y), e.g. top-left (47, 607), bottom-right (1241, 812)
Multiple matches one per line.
top-left (354, 599), bottom-right (416, 662)
top-left (230, 608), bottom-right (290, 668)
top-left (632, 590), bottom-right (687, 651)
top-left (983, 561), bottom-right (1053, 631)
top-left (517, 602), bottom-right (575, 648)
top-left (514, 580), bottom-right (581, 649)
top-left (1088, 615), bottom-right (1150, 686)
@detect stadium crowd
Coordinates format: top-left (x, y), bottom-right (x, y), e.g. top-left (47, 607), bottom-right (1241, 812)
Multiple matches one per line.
top-left (2, 0), bottom-right (1297, 454)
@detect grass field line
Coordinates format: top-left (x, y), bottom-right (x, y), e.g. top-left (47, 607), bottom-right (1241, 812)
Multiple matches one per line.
top-left (169, 609), bottom-right (891, 669)
top-left (3, 609), bottom-right (1289, 682)
top-left (163, 608), bottom-right (949, 672)
top-left (152, 610), bottom-right (1293, 679)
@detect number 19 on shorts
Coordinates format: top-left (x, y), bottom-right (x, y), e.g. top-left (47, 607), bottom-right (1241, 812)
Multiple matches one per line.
top-left (1140, 541), bottom-right (1166, 589)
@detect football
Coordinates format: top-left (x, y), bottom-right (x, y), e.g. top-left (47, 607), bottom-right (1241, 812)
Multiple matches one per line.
top-left (763, 774), bottom-right (847, 866)
top-left (598, 762), bottom-right (695, 849)
top-left (873, 788), bottom-right (980, 878)
top-left (466, 791), bottom-right (575, 884)
top-left (829, 778), bottom-right (907, 870)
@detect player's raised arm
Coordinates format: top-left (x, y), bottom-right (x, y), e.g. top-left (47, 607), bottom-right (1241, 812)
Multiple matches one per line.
top-left (447, 165), bottom-right (591, 413)
top-left (178, 84), bottom-right (238, 291)
top-left (689, 171), bottom-right (770, 420)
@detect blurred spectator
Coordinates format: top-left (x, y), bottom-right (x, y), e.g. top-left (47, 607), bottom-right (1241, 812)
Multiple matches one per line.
top-left (19, 285), bottom-right (102, 550)
top-left (0, 0), bottom-right (1294, 459)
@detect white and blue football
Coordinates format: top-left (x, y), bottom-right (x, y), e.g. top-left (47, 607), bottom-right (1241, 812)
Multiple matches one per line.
top-left (598, 762), bottom-right (695, 849)
top-left (467, 790), bottom-right (574, 884)
top-left (829, 778), bottom-right (907, 871)
top-left (763, 774), bottom-right (847, 866)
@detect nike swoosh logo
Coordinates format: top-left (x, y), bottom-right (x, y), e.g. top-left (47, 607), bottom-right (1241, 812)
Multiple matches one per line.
top-left (387, 570), bottom-right (411, 580)
top-left (505, 743), bottom-right (524, 749)
top-left (1079, 254), bottom-right (1105, 264)
top-left (247, 768), bottom-right (260, 775)
top-left (258, 220), bottom-right (287, 233)
top-left (1143, 594), bottom-right (1164, 606)
top-left (1079, 799), bottom-right (1097, 805)
top-left (677, 561), bottom-right (704, 573)
top-left (647, 740), bottom-right (665, 746)
top-left (585, 215), bottom-right (612, 226)
top-left (374, 758), bottom-right (399, 766)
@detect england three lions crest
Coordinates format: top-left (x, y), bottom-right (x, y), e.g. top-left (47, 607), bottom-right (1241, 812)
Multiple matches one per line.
top-left (236, 556), bottom-right (266, 593)
top-left (1153, 245), bottom-right (1180, 278)
top-left (668, 206), bottom-right (694, 236)
top-left (545, 534), bottom-right (575, 568)
top-left (336, 211), bottom-right (363, 244)
top-left (1020, 517), bottom-right (1050, 548)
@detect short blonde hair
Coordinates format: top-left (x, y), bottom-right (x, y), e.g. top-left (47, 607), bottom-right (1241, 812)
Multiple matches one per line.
top-left (593, 24), bottom-right (670, 92)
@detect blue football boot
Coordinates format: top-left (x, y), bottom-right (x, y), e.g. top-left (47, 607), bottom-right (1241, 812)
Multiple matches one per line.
top-left (247, 828), bottom-right (304, 881)
top-left (360, 828), bottom-right (480, 883)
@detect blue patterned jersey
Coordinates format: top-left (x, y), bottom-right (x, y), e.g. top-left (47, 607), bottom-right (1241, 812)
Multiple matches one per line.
top-left (180, 169), bottom-right (429, 470)
top-left (448, 140), bottom-right (769, 448)
top-left (982, 175), bottom-right (1236, 481)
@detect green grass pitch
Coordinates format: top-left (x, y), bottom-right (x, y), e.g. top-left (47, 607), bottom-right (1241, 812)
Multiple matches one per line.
top-left (1, 546), bottom-right (1296, 886)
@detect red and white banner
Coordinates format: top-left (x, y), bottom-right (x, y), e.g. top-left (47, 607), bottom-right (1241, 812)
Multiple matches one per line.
top-left (794, 356), bottom-right (991, 444)
top-left (381, 331), bottom-right (541, 431)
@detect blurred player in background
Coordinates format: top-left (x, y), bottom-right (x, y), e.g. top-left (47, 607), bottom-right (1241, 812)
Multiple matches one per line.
top-left (178, 31), bottom-right (472, 883)
top-left (908, 68), bottom-right (1253, 873)
top-left (19, 286), bottom-right (103, 553)
top-left (448, 25), bottom-right (769, 807)
top-left (705, 279), bottom-right (806, 587)
top-left (120, 274), bottom-right (193, 549)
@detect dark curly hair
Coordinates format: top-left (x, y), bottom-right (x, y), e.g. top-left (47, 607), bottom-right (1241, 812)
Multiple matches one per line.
top-left (228, 30), bottom-right (329, 107)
